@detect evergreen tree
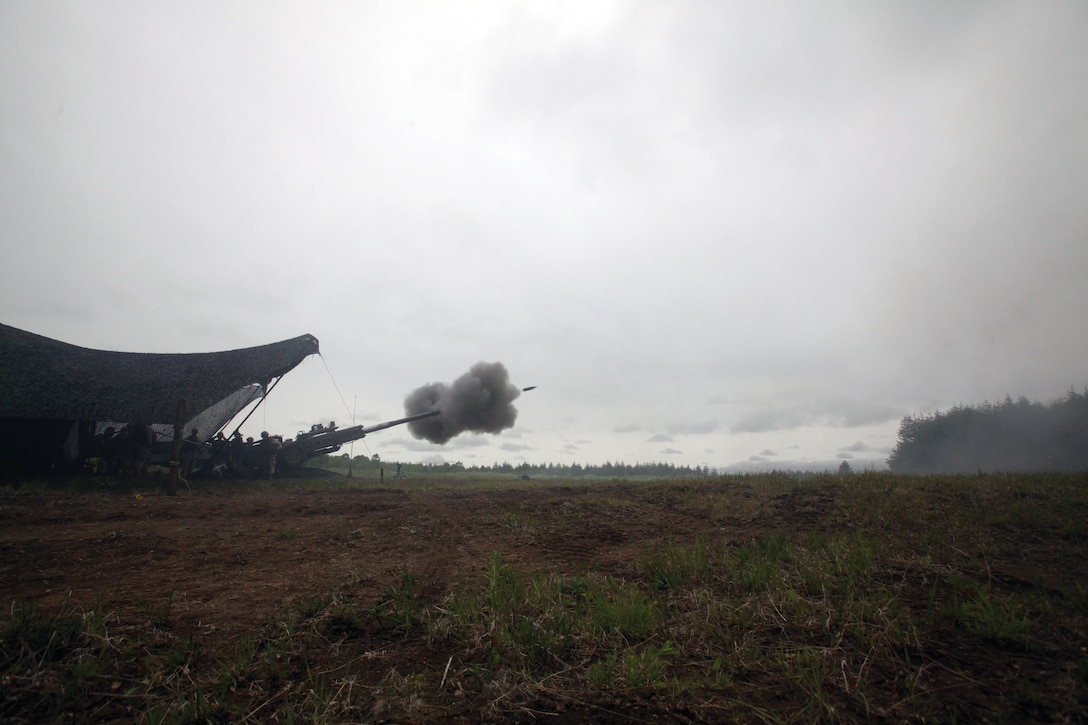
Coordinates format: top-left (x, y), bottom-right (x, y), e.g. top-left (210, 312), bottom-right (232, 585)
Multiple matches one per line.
top-left (888, 388), bottom-right (1088, 473)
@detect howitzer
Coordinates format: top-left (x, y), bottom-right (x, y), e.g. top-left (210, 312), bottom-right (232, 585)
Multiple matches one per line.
top-left (276, 409), bottom-right (440, 468)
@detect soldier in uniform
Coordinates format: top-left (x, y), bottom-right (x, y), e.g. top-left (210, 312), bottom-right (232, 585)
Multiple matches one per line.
top-left (259, 431), bottom-right (282, 480)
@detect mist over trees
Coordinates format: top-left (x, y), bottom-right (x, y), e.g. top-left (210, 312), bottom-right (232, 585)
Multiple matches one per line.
top-left (313, 455), bottom-right (713, 479)
top-left (888, 388), bottom-right (1088, 474)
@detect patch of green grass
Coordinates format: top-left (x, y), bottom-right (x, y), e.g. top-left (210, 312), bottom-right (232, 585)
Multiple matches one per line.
top-left (734, 533), bottom-right (792, 592)
top-left (587, 582), bottom-right (661, 642)
top-left (138, 590), bottom-right (175, 629)
top-left (587, 640), bottom-right (678, 690)
top-left (777, 645), bottom-right (835, 721)
top-left (1, 600), bottom-right (85, 665)
top-left (322, 602), bottom-right (367, 639)
top-left (293, 594), bottom-right (331, 622)
top-left (373, 568), bottom-right (427, 633)
top-left (943, 576), bottom-right (1033, 646)
top-left (643, 536), bottom-right (714, 591)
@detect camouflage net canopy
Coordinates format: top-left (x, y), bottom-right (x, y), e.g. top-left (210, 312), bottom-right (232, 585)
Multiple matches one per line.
top-left (142, 384), bottom-right (265, 444)
top-left (0, 323), bottom-right (320, 443)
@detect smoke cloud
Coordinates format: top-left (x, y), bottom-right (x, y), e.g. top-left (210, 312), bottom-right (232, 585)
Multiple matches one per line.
top-left (404, 361), bottom-right (521, 444)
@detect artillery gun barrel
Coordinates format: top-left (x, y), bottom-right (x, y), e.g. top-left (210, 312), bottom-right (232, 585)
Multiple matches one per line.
top-left (276, 409), bottom-right (440, 468)
top-left (357, 409), bottom-right (440, 435)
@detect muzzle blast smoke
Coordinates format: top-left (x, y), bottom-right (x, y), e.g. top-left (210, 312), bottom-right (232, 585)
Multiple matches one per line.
top-left (404, 361), bottom-right (523, 444)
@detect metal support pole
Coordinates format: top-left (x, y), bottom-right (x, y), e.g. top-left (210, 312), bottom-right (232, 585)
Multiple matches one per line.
top-left (168, 399), bottom-right (185, 496)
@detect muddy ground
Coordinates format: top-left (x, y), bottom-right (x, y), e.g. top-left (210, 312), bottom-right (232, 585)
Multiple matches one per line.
top-left (0, 479), bottom-right (727, 640)
top-left (1, 475), bottom-right (1085, 723)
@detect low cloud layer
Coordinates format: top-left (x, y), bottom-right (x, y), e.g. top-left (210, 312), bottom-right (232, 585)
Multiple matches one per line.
top-left (1, 2), bottom-right (1085, 469)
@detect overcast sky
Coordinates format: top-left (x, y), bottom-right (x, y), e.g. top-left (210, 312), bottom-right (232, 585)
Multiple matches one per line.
top-left (2, 1), bottom-right (1086, 471)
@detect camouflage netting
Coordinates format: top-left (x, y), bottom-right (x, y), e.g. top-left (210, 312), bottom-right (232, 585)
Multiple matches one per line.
top-left (0, 323), bottom-right (319, 442)
top-left (147, 384), bottom-right (265, 443)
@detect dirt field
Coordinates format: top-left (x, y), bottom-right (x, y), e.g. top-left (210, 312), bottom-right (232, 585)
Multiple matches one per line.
top-left (0, 479), bottom-right (730, 637)
top-left (2, 474), bottom-right (1086, 723)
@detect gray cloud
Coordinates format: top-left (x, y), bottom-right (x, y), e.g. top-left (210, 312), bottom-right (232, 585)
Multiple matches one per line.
top-left (666, 420), bottom-right (720, 436)
top-left (731, 394), bottom-right (906, 435)
top-left (500, 442), bottom-right (532, 453)
top-left (2, 2), bottom-right (1085, 470)
top-left (840, 442), bottom-right (871, 453)
top-left (391, 435), bottom-right (492, 453)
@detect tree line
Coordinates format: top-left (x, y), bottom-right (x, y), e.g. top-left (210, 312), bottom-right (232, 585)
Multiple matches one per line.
top-left (887, 388), bottom-right (1088, 474)
top-left (311, 454), bottom-right (713, 479)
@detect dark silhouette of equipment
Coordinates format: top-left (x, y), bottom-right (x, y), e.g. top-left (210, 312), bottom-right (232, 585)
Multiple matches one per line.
top-left (276, 410), bottom-right (440, 468)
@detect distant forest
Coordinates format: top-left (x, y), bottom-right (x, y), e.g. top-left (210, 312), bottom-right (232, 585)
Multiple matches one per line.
top-left (312, 454), bottom-right (713, 479)
top-left (887, 388), bottom-right (1088, 474)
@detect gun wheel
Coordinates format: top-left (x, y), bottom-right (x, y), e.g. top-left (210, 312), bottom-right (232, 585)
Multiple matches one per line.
top-left (279, 446), bottom-right (305, 468)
